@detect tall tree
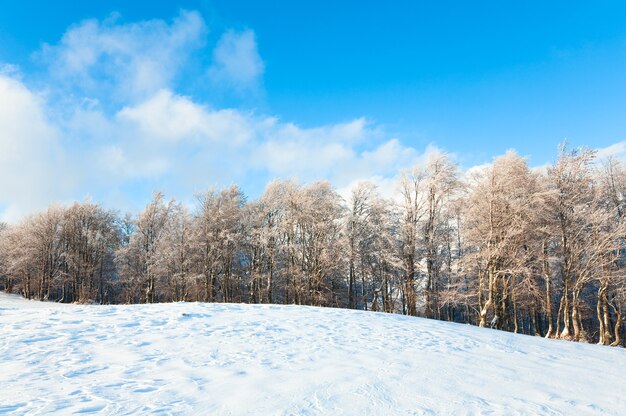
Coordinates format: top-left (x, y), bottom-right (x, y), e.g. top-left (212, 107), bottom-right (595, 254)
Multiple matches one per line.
top-left (464, 151), bottom-right (540, 330)
top-left (120, 192), bottom-right (174, 303)
top-left (154, 203), bottom-right (196, 302)
top-left (61, 202), bottom-right (120, 303)
top-left (398, 166), bottom-right (428, 316)
top-left (422, 153), bottom-right (459, 319)
top-left (194, 186), bottom-right (246, 302)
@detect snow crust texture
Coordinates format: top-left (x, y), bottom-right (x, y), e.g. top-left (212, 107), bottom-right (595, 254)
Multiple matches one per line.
top-left (1, 293), bottom-right (625, 415)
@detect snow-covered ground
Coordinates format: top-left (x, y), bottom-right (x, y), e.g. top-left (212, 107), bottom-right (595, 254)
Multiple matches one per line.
top-left (1, 293), bottom-right (624, 415)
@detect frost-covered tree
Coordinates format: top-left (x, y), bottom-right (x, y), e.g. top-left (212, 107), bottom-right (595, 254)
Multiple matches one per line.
top-left (295, 181), bottom-right (346, 306)
top-left (243, 180), bottom-right (294, 304)
top-left (398, 166), bottom-right (428, 316)
top-left (60, 202), bottom-right (120, 303)
top-left (0, 222), bottom-right (11, 292)
top-left (194, 185), bottom-right (246, 302)
top-left (346, 182), bottom-right (399, 312)
top-left (1, 207), bottom-right (65, 300)
top-left (422, 153), bottom-right (460, 319)
top-left (118, 192), bottom-right (174, 303)
top-left (541, 144), bottom-right (625, 341)
top-left (464, 151), bottom-right (541, 330)
top-left (596, 158), bottom-right (626, 345)
top-left (154, 203), bottom-right (197, 302)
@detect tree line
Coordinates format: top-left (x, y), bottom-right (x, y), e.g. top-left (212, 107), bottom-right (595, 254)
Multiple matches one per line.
top-left (1, 144), bottom-right (625, 346)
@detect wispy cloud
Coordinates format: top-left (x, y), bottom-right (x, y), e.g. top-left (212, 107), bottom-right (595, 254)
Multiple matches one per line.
top-left (208, 29), bottom-right (264, 92)
top-left (38, 10), bottom-right (207, 102)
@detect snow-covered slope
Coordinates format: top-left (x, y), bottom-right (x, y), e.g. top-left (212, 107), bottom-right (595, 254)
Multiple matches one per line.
top-left (1, 293), bottom-right (624, 415)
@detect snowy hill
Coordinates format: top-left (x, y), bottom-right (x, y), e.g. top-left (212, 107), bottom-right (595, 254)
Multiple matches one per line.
top-left (1, 293), bottom-right (624, 415)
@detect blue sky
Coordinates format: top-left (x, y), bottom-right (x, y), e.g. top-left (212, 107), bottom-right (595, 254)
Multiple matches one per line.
top-left (1, 1), bottom-right (626, 220)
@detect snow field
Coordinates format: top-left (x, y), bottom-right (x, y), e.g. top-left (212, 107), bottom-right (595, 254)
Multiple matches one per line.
top-left (1, 293), bottom-right (625, 415)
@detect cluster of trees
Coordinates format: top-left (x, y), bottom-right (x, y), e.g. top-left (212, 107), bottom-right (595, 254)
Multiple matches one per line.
top-left (1, 144), bottom-right (625, 346)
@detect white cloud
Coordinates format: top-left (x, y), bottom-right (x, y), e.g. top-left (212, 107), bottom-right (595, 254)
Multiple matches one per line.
top-left (596, 140), bottom-right (626, 160)
top-left (208, 30), bottom-right (264, 91)
top-left (336, 176), bottom-right (399, 205)
top-left (335, 145), bottom-right (450, 205)
top-left (117, 89), bottom-right (253, 144)
top-left (98, 145), bottom-right (169, 178)
top-left (39, 10), bottom-right (207, 101)
top-left (0, 75), bottom-right (71, 222)
top-left (463, 162), bottom-right (491, 182)
top-left (0, 71), bottom-right (442, 221)
top-left (255, 119), bottom-right (367, 175)
top-left (108, 91), bottom-right (424, 195)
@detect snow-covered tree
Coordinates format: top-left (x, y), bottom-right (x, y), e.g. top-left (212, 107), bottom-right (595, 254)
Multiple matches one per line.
top-left (464, 151), bottom-right (541, 330)
top-left (118, 192), bottom-right (174, 303)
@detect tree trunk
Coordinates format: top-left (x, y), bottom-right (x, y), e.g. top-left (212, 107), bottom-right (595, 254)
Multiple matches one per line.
top-left (543, 241), bottom-right (554, 338)
top-left (405, 255), bottom-right (417, 316)
top-left (571, 288), bottom-right (583, 341)
top-left (146, 274), bottom-right (154, 304)
top-left (512, 288), bottom-right (519, 334)
top-left (478, 269), bottom-right (487, 327)
top-left (559, 279), bottom-right (571, 339)
top-left (610, 303), bottom-right (623, 347)
top-left (267, 254), bottom-right (274, 304)
top-left (597, 282), bottom-right (611, 345)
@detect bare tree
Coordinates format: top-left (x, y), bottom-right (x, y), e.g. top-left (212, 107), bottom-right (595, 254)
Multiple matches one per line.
top-left (60, 202), bottom-right (120, 303)
top-left (154, 203), bottom-right (197, 302)
top-left (194, 186), bottom-right (246, 303)
top-left (398, 166), bottom-right (428, 316)
top-left (346, 182), bottom-right (400, 312)
top-left (594, 157), bottom-right (626, 345)
top-left (422, 153), bottom-right (459, 319)
top-left (120, 192), bottom-right (174, 303)
top-left (464, 151), bottom-right (540, 330)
